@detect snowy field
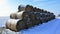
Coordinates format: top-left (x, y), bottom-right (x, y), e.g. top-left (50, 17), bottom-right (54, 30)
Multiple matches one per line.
top-left (0, 17), bottom-right (60, 34)
top-left (0, 17), bottom-right (9, 27)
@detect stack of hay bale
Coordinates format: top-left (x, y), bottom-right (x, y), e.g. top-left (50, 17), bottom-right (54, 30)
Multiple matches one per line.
top-left (6, 5), bottom-right (55, 32)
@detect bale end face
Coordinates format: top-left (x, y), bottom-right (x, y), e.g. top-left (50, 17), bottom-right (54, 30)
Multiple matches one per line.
top-left (10, 13), bottom-right (17, 19)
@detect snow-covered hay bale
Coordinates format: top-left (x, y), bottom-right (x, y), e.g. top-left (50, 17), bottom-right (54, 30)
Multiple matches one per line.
top-left (6, 19), bottom-right (19, 31)
top-left (6, 19), bottom-right (26, 32)
top-left (10, 13), bottom-right (17, 19)
top-left (17, 11), bottom-right (24, 19)
top-left (10, 11), bottom-right (24, 19)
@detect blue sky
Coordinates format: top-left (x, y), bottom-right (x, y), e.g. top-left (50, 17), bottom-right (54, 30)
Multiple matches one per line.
top-left (0, 0), bottom-right (60, 16)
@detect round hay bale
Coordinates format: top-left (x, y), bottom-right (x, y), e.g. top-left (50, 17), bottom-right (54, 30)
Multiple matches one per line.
top-left (18, 5), bottom-right (25, 12)
top-left (25, 5), bottom-right (33, 12)
top-left (17, 11), bottom-right (24, 19)
top-left (10, 11), bottom-right (24, 19)
top-left (10, 13), bottom-right (17, 19)
top-left (6, 19), bottom-right (26, 32)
